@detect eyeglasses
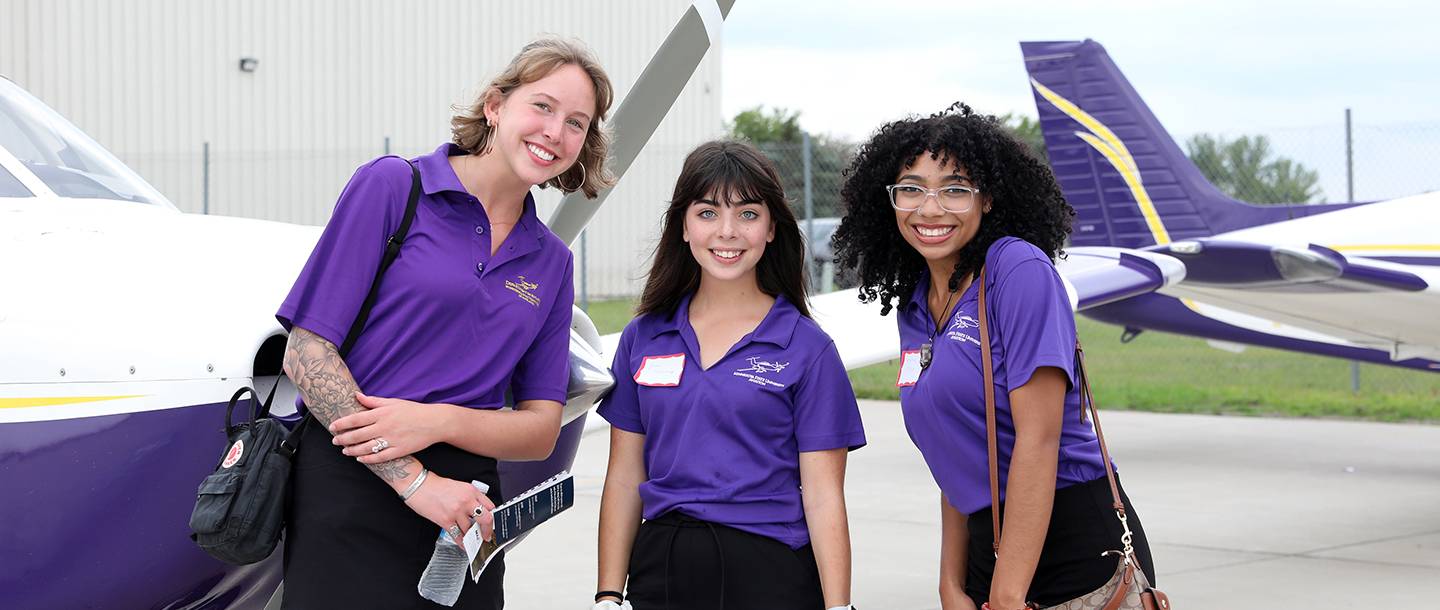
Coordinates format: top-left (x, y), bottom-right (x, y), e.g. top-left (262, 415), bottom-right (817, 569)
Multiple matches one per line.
top-left (886, 184), bottom-right (980, 214)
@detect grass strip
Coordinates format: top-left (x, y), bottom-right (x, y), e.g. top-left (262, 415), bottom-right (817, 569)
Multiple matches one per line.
top-left (582, 298), bottom-right (1440, 422)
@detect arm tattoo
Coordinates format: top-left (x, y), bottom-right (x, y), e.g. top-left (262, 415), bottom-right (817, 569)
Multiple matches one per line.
top-left (284, 327), bottom-right (417, 485)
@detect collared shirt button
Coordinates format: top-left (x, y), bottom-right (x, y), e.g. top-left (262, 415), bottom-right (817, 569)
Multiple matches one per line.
top-left (476, 262), bottom-right (484, 273)
top-left (476, 226), bottom-right (485, 235)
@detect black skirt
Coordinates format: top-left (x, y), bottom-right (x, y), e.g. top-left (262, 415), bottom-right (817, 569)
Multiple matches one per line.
top-left (964, 474), bottom-right (1156, 608)
top-left (283, 419), bottom-right (506, 609)
top-left (625, 511), bottom-right (824, 610)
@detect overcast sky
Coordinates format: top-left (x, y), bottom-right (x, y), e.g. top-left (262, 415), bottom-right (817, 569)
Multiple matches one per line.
top-left (719, 0), bottom-right (1440, 199)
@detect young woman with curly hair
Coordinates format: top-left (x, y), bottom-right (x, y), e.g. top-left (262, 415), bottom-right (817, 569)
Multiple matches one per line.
top-left (832, 104), bottom-right (1155, 610)
top-left (594, 141), bottom-right (865, 610)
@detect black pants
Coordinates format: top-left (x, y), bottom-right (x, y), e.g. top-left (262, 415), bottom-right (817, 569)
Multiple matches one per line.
top-left (283, 419), bottom-right (506, 609)
top-left (965, 475), bottom-right (1156, 608)
top-left (626, 511), bottom-right (824, 610)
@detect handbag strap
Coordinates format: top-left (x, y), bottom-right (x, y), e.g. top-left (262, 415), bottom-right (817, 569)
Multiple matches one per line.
top-left (340, 160), bottom-right (423, 357)
top-left (280, 159), bottom-right (424, 453)
top-left (977, 265), bottom-right (1134, 559)
top-left (224, 370), bottom-right (285, 431)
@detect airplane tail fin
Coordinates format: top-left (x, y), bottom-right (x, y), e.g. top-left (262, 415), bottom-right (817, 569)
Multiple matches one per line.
top-left (1021, 40), bottom-right (1352, 249)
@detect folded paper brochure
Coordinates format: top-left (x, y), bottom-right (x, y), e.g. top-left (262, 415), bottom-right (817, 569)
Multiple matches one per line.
top-left (462, 471), bottom-right (575, 581)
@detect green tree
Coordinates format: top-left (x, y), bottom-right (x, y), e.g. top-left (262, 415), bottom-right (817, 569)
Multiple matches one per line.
top-left (1002, 113), bottom-right (1049, 167)
top-left (728, 105), bottom-right (803, 144)
top-left (1186, 134), bottom-right (1324, 204)
top-left (727, 105), bottom-right (854, 218)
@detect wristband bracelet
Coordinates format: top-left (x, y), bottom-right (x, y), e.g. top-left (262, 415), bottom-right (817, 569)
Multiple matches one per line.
top-left (399, 468), bottom-right (429, 501)
top-left (595, 591), bottom-right (624, 603)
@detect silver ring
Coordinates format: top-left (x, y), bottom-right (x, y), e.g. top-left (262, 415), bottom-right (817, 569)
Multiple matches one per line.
top-left (447, 526), bottom-right (462, 539)
top-left (473, 506), bottom-right (486, 518)
top-left (371, 438), bottom-right (389, 453)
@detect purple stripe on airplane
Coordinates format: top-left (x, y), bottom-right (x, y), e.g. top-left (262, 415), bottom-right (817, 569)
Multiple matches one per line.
top-left (0, 401), bottom-right (283, 610)
top-left (1141, 241), bottom-right (1428, 292)
top-left (0, 401), bottom-right (589, 609)
top-left (1082, 293), bottom-right (1440, 373)
top-left (1152, 240), bottom-right (1305, 286)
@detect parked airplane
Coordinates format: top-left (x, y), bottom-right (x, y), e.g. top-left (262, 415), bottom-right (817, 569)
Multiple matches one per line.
top-left (0, 2), bottom-right (735, 609)
top-left (1022, 39), bottom-right (1440, 372)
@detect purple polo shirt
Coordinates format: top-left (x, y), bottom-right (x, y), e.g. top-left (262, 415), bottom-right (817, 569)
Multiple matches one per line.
top-left (597, 294), bottom-right (866, 550)
top-left (899, 237), bottom-right (1110, 515)
top-left (277, 143), bottom-right (573, 410)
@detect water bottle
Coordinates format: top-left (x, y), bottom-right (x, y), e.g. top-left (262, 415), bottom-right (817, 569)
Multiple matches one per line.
top-left (417, 481), bottom-right (490, 606)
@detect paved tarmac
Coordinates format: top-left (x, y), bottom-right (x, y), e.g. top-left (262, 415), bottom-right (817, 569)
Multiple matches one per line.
top-left (503, 400), bottom-right (1440, 609)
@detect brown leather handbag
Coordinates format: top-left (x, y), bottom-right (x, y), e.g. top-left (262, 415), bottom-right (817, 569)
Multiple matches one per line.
top-left (976, 269), bottom-right (1171, 610)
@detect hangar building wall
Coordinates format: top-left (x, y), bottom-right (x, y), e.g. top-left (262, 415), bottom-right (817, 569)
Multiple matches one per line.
top-left (0, 0), bottom-right (725, 299)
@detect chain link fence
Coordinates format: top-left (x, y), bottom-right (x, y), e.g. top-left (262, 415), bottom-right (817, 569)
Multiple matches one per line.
top-left (1175, 120), bottom-right (1440, 399)
top-left (1185, 119), bottom-right (1440, 204)
top-left (752, 137), bottom-right (856, 292)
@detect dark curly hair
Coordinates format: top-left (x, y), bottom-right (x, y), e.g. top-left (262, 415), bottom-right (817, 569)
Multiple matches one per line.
top-left (831, 103), bottom-right (1073, 315)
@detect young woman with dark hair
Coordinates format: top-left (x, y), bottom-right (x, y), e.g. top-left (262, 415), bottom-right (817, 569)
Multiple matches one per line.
top-left (832, 104), bottom-right (1155, 610)
top-left (593, 140), bottom-right (865, 610)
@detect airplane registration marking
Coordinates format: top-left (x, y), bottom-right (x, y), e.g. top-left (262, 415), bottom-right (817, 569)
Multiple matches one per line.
top-left (1030, 78), bottom-right (1172, 246)
top-left (0, 395), bottom-right (144, 409)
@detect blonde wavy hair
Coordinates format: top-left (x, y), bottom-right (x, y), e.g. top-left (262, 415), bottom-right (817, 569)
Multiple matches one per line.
top-left (451, 37), bottom-right (616, 199)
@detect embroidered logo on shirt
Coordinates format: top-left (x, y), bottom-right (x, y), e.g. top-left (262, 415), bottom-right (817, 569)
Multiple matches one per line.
top-left (506, 276), bottom-right (542, 307)
top-left (946, 314), bottom-right (981, 347)
top-left (738, 357), bottom-right (788, 374)
top-left (733, 357), bottom-right (789, 388)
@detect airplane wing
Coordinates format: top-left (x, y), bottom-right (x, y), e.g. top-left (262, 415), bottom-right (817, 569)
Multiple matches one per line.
top-left (1147, 197), bottom-right (1440, 362)
top-left (1023, 38), bottom-right (1440, 373)
top-left (808, 288), bottom-right (897, 369)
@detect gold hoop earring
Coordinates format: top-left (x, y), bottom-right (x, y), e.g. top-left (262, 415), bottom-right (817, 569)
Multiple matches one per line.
top-left (481, 121), bottom-right (498, 156)
top-left (557, 160), bottom-right (586, 192)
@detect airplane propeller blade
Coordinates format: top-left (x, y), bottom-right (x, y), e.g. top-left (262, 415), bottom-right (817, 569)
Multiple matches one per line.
top-left (546, 0), bottom-right (736, 246)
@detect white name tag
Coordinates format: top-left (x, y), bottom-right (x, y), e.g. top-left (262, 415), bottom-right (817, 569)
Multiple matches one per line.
top-left (635, 353), bottom-right (686, 387)
top-left (896, 350), bottom-right (923, 387)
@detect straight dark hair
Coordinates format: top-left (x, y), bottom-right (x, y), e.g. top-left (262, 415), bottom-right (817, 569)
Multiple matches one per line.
top-left (636, 140), bottom-right (811, 319)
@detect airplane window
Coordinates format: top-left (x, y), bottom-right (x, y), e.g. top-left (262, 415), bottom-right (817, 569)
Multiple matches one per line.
top-left (0, 77), bottom-right (175, 209)
top-left (0, 164), bottom-right (31, 197)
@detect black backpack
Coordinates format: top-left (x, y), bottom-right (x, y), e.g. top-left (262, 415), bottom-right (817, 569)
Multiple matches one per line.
top-left (188, 159), bottom-right (422, 564)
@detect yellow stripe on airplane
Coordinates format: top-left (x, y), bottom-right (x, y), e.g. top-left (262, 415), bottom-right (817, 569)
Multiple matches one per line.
top-left (1030, 79), bottom-right (1138, 174)
top-left (1074, 133), bottom-right (1172, 246)
top-left (0, 396), bottom-right (145, 409)
top-left (1030, 78), bottom-right (1171, 246)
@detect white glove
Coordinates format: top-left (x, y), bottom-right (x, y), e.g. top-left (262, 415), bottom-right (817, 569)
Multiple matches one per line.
top-left (590, 600), bottom-right (632, 610)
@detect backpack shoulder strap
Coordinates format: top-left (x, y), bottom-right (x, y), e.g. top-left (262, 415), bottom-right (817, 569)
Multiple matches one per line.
top-left (286, 160), bottom-right (422, 445)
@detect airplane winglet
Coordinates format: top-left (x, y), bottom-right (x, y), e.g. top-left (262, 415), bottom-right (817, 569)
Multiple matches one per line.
top-left (1056, 247), bottom-right (1186, 311)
